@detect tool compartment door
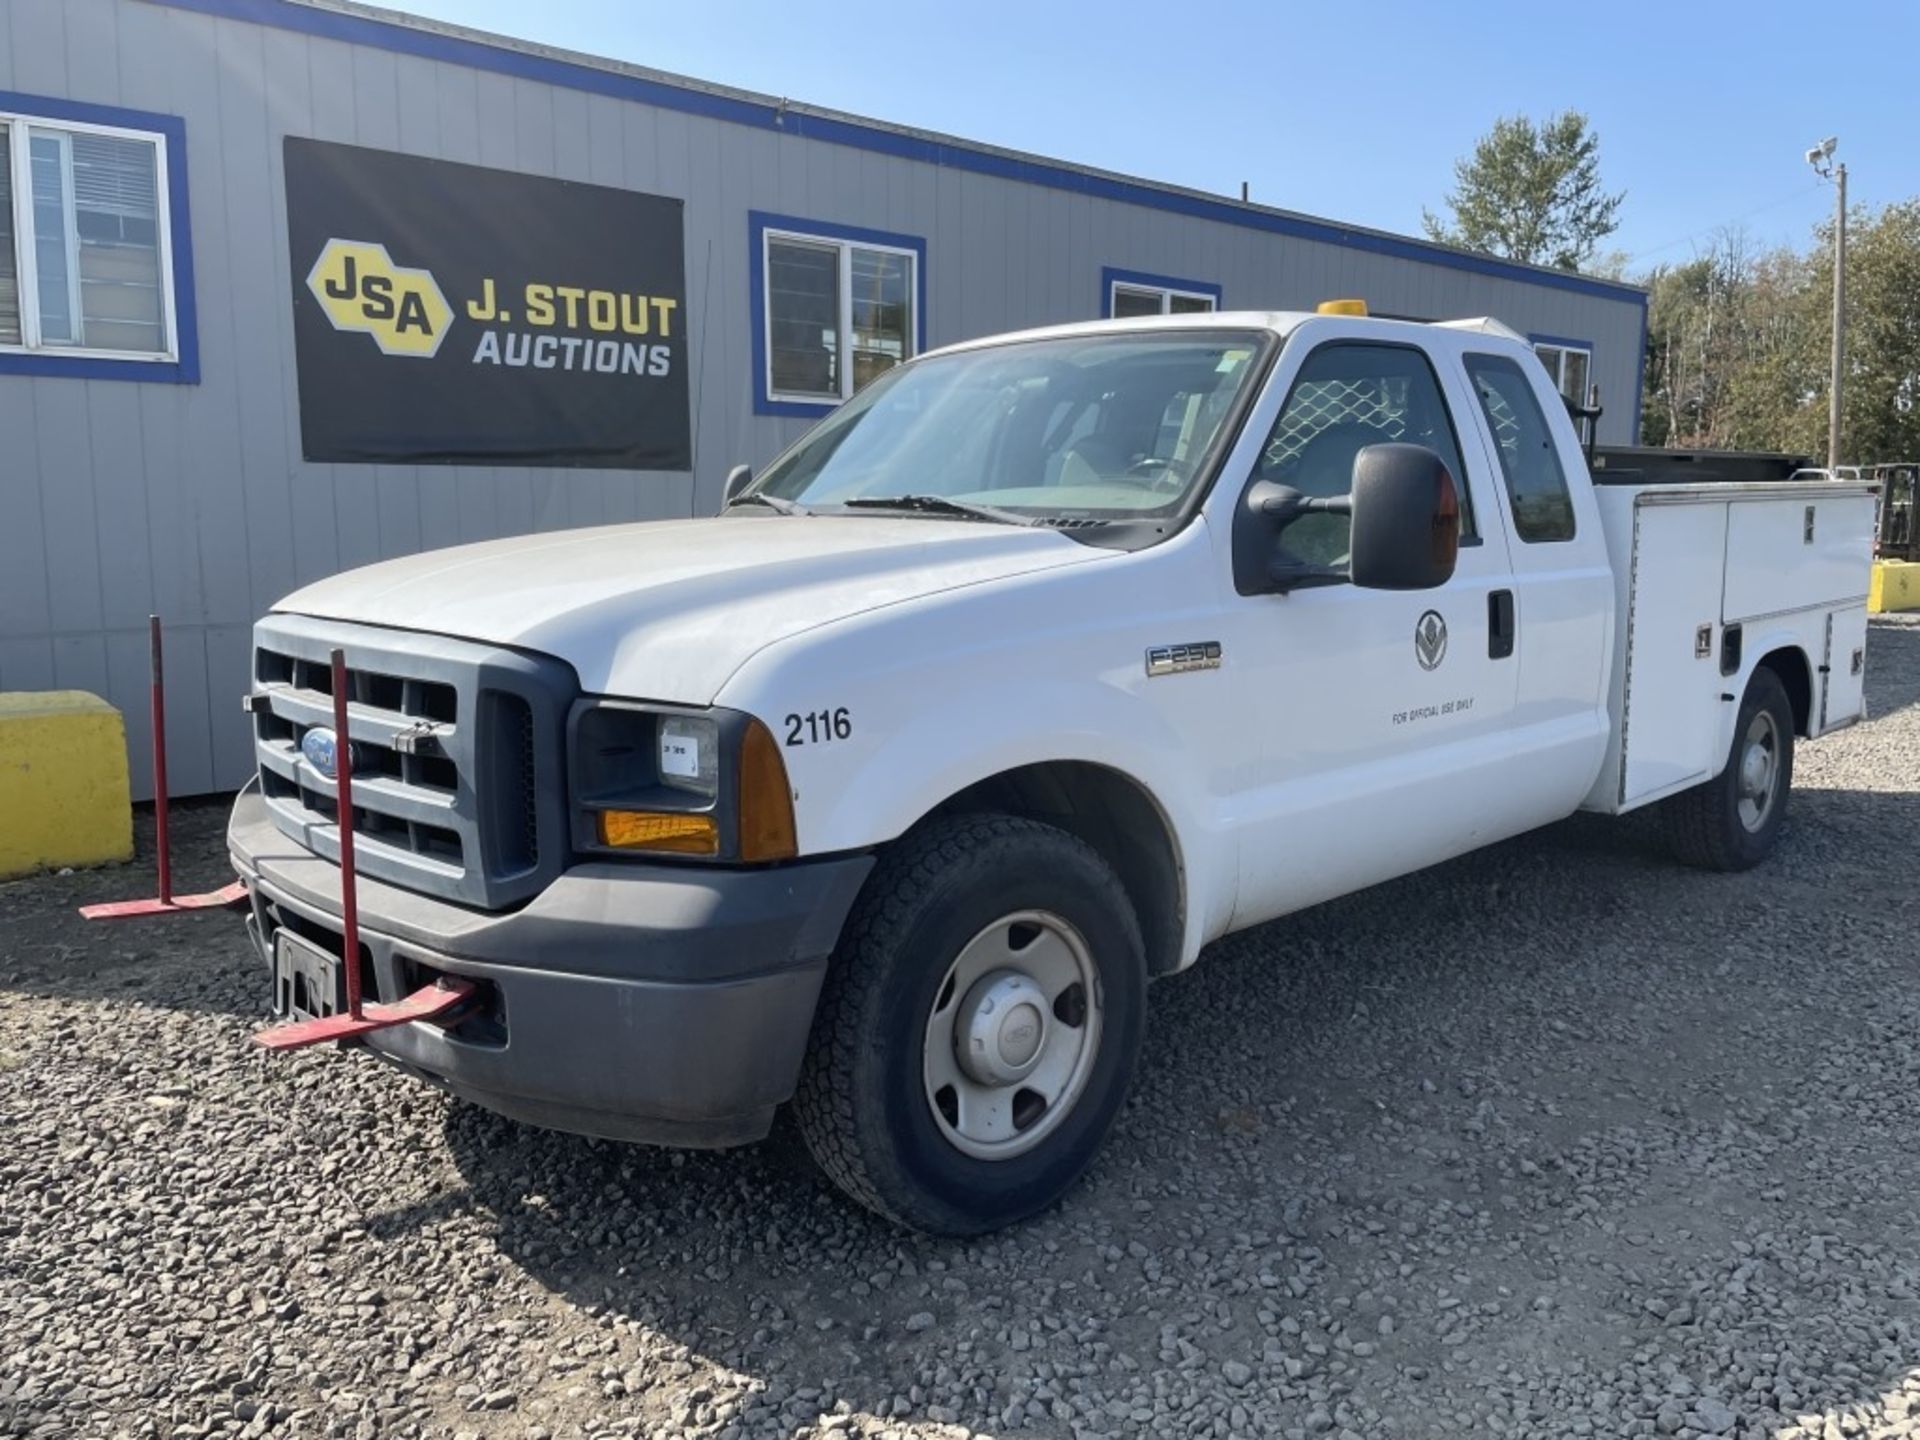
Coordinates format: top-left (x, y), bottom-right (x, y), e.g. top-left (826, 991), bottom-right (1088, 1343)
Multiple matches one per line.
top-left (1821, 605), bottom-right (1869, 730)
top-left (1722, 492), bottom-right (1875, 622)
top-left (1618, 499), bottom-right (1731, 807)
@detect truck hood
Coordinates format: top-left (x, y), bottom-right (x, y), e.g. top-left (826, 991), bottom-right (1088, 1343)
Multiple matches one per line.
top-left (275, 515), bottom-right (1109, 701)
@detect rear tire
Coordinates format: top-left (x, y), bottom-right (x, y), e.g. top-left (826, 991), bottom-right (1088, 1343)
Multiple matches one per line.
top-left (792, 813), bottom-right (1146, 1235)
top-left (1666, 665), bottom-right (1795, 871)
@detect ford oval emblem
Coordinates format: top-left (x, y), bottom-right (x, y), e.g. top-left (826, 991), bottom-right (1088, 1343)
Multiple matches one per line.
top-left (301, 726), bottom-right (339, 780)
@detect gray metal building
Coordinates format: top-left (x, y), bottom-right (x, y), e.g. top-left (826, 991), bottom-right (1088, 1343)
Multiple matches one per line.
top-left (0, 0), bottom-right (1649, 798)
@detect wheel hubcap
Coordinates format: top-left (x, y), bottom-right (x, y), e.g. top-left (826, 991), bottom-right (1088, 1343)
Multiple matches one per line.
top-left (922, 910), bottom-right (1102, 1160)
top-left (1737, 710), bottom-right (1781, 832)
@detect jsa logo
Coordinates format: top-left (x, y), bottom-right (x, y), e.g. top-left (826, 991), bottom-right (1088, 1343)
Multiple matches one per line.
top-left (306, 239), bottom-right (453, 358)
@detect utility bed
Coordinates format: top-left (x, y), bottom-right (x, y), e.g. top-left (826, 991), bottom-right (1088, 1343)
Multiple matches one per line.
top-left (1586, 477), bottom-right (1876, 812)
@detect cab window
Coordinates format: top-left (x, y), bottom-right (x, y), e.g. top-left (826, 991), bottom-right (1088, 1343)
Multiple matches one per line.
top-left (1464, 353), bottom-right (1577, 543)
top-left (1253, 342), bottom-right (1475, 566)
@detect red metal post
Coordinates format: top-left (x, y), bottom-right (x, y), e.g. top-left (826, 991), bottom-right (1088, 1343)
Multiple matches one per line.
top-left (148, 615), bottom-right (172, 905)
top-left (330, 648), bottom-right (363, 1019)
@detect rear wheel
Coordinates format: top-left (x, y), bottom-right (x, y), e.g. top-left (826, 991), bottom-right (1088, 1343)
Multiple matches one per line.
top-left (1666, 665), bottom-right (1796, 871)
top-left (792, 813), bottom-right (1146, 1235)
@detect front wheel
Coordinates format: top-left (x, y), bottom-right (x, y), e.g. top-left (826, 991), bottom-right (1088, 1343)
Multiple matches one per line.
top-left (792, 814), bottom-right (1146, 1235)
top-left (1665, 665), bottom-right (1796, 871)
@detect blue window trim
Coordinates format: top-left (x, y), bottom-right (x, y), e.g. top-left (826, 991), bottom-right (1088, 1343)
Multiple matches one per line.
top-left (1101, 267), bottom-right (1222, 317)
top-left (0, 90), bottom-right (199, 385)
top-left (749, 210), bottom-right (927, 420)
top-left (152, 0), bottom-right (1644, 308)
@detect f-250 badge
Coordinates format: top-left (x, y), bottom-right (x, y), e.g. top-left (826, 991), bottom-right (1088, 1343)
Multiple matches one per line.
top-left (1414, 611), bottom-right (1448, 671)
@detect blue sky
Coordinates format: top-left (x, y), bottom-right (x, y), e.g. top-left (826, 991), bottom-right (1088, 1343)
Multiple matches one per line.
top-left (390, 0), bottom-right (1916, 274)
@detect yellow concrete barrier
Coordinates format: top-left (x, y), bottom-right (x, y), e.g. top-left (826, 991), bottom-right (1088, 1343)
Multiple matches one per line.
top-left (1869, 560), bottom-right (1920, 614)
top-left (0, 691), bottom-right (134, 879)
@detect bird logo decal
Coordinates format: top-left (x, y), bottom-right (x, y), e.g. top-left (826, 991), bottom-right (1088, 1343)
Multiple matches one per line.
top-left (1414, 610), bottom-right (1448, 671)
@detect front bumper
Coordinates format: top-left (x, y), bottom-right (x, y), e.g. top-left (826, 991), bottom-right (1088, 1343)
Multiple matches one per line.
top-left (228, 789), bottom-right (873, 1147)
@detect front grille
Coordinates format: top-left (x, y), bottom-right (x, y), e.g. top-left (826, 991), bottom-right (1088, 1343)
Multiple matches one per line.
top-left (249, 614), bottom-right (575, 910)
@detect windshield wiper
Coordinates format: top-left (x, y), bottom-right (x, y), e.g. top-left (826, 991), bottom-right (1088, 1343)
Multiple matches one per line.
top-left (841, 494), bottom-right (1040, 526)
top-left (725, 492), bottom-right (810, 515)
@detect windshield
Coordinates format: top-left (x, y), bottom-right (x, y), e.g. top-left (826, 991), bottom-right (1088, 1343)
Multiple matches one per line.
top-left (749, 330), bottom-right (1270, 523)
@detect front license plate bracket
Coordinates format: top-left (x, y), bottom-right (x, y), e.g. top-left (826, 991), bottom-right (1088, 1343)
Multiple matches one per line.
top-left (273, 930), bottom-right (344, 1022)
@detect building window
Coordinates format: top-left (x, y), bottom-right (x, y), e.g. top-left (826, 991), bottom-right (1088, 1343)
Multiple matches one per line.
top-left (751, 211), bottom-right (924, 417)
top-left (1531, 336), bottom-right (1593, 406)
top-left (1, 109), bottom-right (178, 361)
top-left (1101, 267), bottom-right (1221, 319)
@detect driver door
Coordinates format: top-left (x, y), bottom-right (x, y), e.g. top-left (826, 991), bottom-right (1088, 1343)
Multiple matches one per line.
top-left (1221, 334), bottom-right (1529, 928)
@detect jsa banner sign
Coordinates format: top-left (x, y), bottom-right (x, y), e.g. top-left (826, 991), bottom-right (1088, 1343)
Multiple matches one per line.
top-left (285, 138), bottom-right (692, 470)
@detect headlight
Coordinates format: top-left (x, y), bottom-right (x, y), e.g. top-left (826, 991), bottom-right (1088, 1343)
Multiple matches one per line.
top-left (657, 715), bottom-right (719, 797)
top-left (567, 701), bottom-right (795, 863)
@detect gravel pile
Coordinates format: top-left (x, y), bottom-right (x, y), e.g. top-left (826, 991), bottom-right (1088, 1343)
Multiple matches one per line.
top-left (6, 618), bottom-right (1920, 1440)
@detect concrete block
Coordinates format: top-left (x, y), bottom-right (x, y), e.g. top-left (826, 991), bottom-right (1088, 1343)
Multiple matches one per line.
top-left (0, 690), bottom-right (134, 878)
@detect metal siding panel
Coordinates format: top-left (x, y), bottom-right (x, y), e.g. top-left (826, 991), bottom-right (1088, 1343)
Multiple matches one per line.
top-left (86, 382), bottom-right (156, 631)
top-left (104, 626), bottom-right (155, 796)
top-left (682, 111), bottom-right (726, 517)
top-left (51, 634), bottom-right (110, 706)
top-left (167, 13), bottom-right (252, 630)
top-left (0, 638), bottom-right (56, 693)
top-left (394, 52), bottom-right (440, 152)
top-left (137, 382), bottom-right (205, 627)
top-left (217, 17), bottom-right (298, 625)
top-left (350, 38), bottom-right (400, 148)
top-left (474, 68), bottom-right (514, 168)
top-left (203, 620), bottom-right (253, 788)
top-left (375, 462), bottom-right (422, 556)
top-left (550, 85), bottom-right (589, 182)
top-left (261, 26), bottom-right (337, 590)
top-left (332, 462), bottom-right (381, 571)
top-left (0, 383), bottom-right (49, 639)
top-left (8, 1), bottom-right (67, 97)
top-left (61, 0), bottom-right (119, 99)
top-left (33, 379), bottom-right (104, 636)
top-left (147, 621), bottom-right (213, 797)
top-left (307, 37), bottom-right (358, 142)
top-left (416, 469), bottom-right (461, 551)
top-left (433, 54), bottom-right (480, 164)
top-left (586, 91), bottom-right (623, 185)
top-left (513, 75), bottom-right (555, 173)
top-left (619, 91), bottom-right (660, 193)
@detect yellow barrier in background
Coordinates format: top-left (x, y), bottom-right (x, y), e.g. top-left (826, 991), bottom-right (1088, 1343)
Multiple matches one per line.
top-left (1870, 560), bottom-right (1920, 614)
top-left (0, 691), bottom-right (133, 879)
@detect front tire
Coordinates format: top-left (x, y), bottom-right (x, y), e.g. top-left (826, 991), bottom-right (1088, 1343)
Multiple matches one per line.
top-left (1666, 665), bottom-right (1796, 871)
top-left (792, 813), bottom-right (1147, 1235)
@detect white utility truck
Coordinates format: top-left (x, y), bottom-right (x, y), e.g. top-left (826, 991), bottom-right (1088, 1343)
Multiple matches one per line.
top-left (231, 308), bottom-right (1874, 1233)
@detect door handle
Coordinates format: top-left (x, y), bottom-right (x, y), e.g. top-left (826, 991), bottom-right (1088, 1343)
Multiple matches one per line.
top-left (1489, 589), bottom-right (1515, 660)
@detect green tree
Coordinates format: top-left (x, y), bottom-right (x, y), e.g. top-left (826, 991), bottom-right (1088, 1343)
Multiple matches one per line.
top-left (1636, 202), bottom-right (1920, 463)
top-left (1821, 200), bottom-right (1920, 463)
top-left (1423, 112), bottom-right (1625, 272)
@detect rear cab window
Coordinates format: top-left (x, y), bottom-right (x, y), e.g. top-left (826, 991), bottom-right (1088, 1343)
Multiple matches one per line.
top-left (1464, 354), bottom-right (1577, 543)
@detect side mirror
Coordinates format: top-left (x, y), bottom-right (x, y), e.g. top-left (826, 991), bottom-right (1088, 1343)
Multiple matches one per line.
top-left (720, 463), bottom-right (754, 512)
top-left (1346, 443), bottom-right (1461, 591)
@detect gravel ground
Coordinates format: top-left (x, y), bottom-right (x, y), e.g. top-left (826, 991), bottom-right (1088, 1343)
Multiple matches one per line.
top-left (6, 619), bottom-right (1920, 1440)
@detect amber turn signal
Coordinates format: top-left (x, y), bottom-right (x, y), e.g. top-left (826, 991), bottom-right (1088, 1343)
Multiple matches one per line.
top-left (597, 809), bottom-right (719, 855)
top-left (738, 717), bottom-right (798, 862)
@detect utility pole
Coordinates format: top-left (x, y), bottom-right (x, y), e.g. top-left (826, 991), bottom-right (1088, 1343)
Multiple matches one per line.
top-left (1829, 161), bottom-right (1847, 474)
top-left (1807, 137), bottom-right (1846, 472)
